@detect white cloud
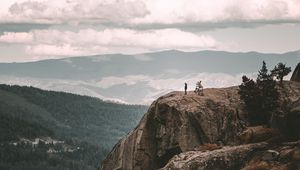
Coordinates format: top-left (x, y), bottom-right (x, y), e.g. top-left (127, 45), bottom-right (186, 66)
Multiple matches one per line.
top-left (25, 44), bottom-right (83, 56)
top-left (0, 1), bottom-right (298, 61)
top-left (0, 32), bottom-right (33, 43)
top-left (1, 28), bottom-right (219, 58)
top-left (1, 0), bottom-right (148, 24)
top-left (1, 0), bottom-right (300, 26)
top-left (133, 0), bottom-right (300, 25)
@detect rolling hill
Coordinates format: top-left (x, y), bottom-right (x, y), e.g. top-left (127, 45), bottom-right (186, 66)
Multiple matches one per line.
top-left (0, 84), bottom-right (148, 169)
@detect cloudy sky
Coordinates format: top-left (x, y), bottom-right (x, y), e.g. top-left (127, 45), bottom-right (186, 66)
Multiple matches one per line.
top-left (0, 0), bottom-right (300, 62)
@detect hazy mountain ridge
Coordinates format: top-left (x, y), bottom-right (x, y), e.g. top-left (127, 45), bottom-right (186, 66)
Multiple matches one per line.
top-left (0, 50), bottom-right (299, 104)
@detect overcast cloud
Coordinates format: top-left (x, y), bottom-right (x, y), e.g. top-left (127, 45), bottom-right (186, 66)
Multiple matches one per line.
top-left (1, 0), bottom-right (300, 25)
top-left (0, 28), bottom-right (218, 59)
top-left (0, 0), bottom-right (299, 61)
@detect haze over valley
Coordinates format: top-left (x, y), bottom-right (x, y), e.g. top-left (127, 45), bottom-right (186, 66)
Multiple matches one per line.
top-left (0, 50), bottom-right (298, 104)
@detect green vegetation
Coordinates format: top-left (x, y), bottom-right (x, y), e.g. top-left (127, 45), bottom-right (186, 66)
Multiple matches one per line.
top-left (0, 84), bottom-right (148, 169)
top-left (0, 113), bottom-right (54, 143)
top-left (271, 62), bottom-right (291, 84)
top-left (239, 61), bottom-right (280, 125)
top-left (0, 137), bottom-right (103, 170)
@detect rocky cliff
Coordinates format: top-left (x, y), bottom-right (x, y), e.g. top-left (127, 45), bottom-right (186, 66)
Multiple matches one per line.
top-left (291, 63), bottom-right (300, 82)
top-left (100, 81), bottom-right (300, 170)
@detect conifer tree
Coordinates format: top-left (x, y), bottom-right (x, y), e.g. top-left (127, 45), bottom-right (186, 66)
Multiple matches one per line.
top-left (257, 61), bottom-right (273, 82)
top-left (239, 61), bottom-right (279, 125)
top-left (271, 62), bottom-right (291, 84)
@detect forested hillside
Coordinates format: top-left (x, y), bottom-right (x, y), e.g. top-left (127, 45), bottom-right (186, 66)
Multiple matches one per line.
top-left (0, 84), bottom-right (148, 169)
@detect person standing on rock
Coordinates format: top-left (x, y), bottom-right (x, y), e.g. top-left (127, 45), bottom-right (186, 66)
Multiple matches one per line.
top-left (184, 82), bottom-right (187, 95)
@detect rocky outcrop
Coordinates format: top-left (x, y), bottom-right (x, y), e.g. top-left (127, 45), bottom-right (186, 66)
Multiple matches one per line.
top-left (101, 87), bottom-right (247, 170)
top-left (161, 140), bottom-right (300, 170)
top-left (291, 63), bottom-right (300, 82)
top-left (161, 142), bottom-right (268, 170)
top-left (100, 81), bottom-right (300, 170)
top-left (238, 126), bottom-right (280, 144)
top-left (241, 140), bottom-right (300, 170)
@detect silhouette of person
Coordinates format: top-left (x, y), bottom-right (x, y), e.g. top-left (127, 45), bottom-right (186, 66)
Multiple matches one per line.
top-left (184, 83), bottom-right (187, 95)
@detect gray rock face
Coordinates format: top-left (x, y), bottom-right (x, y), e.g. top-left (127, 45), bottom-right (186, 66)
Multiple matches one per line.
top-left (100, 81), bottom-right (300, 170)
top-left (291, 63), bottom-right (300, 82)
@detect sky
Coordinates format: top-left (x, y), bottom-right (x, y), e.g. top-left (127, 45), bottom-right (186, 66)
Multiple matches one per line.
top-left (0, 0), bottom-right (300, 62)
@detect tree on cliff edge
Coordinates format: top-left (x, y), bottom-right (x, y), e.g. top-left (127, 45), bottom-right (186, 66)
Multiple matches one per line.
top-left (239, 61), bottom-right (279, 125)
top-left (256, 61), bottom-right (279, 113)
top-left (239, 76), bottom-right (258, 112)
top-left (271, 62), bottom-right (291, 84)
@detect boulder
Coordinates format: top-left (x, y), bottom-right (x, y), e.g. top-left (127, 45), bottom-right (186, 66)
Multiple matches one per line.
top-left (161, 142), bottom-right (268, 170)
top-left (241, 141), bottom-right (300, 170)
top-left (238, 126), bottom-right (280, 144)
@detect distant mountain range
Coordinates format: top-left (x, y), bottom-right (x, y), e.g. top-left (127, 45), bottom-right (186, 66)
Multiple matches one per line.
top-left (0, 50), bottom-right (299, 104)
top-left (0, 84), bottom-right (147, 169)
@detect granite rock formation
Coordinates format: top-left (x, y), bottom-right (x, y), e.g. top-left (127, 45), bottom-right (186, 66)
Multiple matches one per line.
top-left (100, 81), bottom-right (300, 170)
top-left (161, 142), bottom-right (268, 170)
